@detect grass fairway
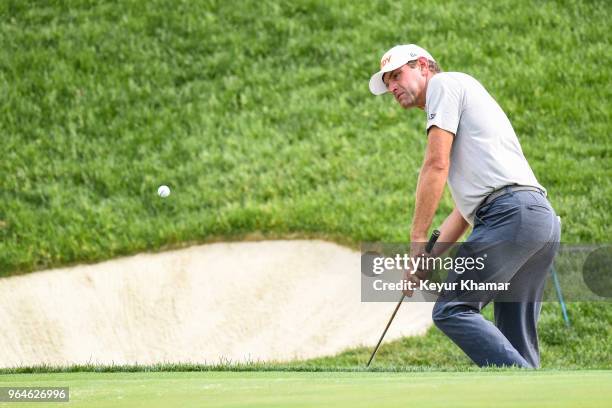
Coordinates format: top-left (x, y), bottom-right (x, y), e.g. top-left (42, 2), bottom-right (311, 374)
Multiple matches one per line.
top-left (0, 370), bottom-right (610, 407)
top-left (1, 0), bottom-right (610, 381)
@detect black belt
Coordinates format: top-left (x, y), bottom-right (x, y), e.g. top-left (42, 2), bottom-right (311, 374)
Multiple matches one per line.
top-left (481, 185), bottom-right (545, 207)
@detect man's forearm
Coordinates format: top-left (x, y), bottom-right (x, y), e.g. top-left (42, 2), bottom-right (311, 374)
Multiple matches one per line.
top-left (431, 207), bottom-right (469, 256)
top-left (410, 161), bottom-right (448, 241)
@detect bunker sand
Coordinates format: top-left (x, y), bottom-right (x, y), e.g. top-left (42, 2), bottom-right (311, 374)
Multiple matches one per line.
top-left (0, 241), bottom-right (433, 367)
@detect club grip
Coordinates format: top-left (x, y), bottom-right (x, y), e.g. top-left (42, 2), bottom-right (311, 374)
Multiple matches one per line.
top-left (425, 229), bottom-right (440, 254)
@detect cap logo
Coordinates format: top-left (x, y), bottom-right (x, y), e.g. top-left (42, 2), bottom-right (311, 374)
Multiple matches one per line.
top-left (380, 55), bottom-right (391, 69)
top-left (410, 52), bottom-right (417, 57)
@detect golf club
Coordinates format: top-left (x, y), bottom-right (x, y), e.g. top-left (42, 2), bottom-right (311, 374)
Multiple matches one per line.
top-left (366, 229), bottom-right (441, 367)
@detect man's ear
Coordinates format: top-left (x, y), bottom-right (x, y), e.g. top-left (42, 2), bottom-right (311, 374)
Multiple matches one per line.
top-left (417, 57), bottom-right (429, 73)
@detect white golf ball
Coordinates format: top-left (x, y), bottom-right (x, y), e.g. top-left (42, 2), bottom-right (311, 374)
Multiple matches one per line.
top-left (157, 185), bottom-right (170, 198)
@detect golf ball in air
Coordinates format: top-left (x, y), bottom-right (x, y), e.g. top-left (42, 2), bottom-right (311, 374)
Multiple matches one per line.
top-left (157, 185), bottom-right (170, 198)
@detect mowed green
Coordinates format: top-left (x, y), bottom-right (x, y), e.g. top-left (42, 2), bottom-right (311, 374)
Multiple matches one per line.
top-left (0, 0), bottom-right (610, 372)
top-left (1, 371), bottom-right (610, 408)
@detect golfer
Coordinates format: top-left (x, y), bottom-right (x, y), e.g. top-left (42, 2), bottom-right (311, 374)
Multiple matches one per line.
top-left (369, 44), bottom-right (560, 368)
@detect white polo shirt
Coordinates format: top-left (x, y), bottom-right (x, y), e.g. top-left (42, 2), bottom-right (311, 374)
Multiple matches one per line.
top-left (425, 72), bottom-right (545, 225)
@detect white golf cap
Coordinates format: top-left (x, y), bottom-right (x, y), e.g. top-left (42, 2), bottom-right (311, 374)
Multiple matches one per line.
top-left (369, 44), bottom-right (436, 95)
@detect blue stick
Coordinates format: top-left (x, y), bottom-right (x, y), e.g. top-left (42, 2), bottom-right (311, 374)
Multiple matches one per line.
top-left (551, 265), bottom-right (570, 326)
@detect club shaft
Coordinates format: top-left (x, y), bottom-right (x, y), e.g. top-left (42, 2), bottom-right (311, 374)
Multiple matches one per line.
top-left (366, 229), bottom-right (440, 367)
top-left (366, 293), bottom-right (404, 367)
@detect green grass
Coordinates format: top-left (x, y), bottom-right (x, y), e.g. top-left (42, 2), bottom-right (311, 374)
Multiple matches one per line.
top-left (0, 0), bottom-right (609, 274)
top-left (307, 301), bottom-right (612, 370)
top-left (0, 371), bottom-right (610, 407)
top-left (0, 0), bottom-right (610, 373)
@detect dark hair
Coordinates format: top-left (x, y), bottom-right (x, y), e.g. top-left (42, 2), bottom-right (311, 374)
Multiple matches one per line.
top-left (408, 59), bottom-right (442, 73)
top-left (428, 60), bottom-right (442, 73)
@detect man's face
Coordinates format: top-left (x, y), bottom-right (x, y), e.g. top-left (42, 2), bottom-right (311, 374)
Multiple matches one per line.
top-left (382, 59), bottom-right (427, 109)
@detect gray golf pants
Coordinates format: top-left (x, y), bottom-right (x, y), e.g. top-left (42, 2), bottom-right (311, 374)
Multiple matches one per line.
top-left (432, 188), bottom-right (561, 368)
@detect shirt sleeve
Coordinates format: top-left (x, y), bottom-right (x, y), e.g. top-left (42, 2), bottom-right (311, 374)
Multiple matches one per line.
top-left (425, 75), bottom-right (463, 135)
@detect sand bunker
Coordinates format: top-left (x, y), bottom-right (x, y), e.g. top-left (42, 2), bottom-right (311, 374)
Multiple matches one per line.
top-left (0, 240), bottom-right (433, 368)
